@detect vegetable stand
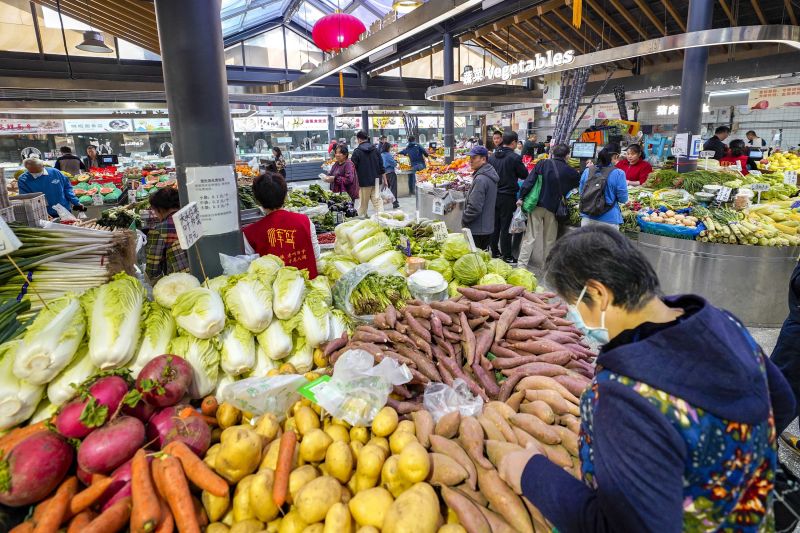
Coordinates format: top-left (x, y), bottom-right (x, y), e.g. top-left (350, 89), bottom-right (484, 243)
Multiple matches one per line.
top-left (416, 186), bottom-right (465, 232)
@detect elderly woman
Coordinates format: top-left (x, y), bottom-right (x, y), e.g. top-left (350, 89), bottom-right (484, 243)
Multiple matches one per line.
top-left (499, 225), bottom-right (795, 532)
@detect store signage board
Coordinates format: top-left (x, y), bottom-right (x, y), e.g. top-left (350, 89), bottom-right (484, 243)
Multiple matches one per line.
top-left (431, 221), bottom-right (448, 241)
top-left (784, 171), bottom-right (798, 186)
top-left (335, 117), bottom-right (361, 130)
top-left (283, 116), bottom-right (329, 131)
top-left (184, 165), bottom-right (238, 236)
top-left (747, 85), bottom-right (800, 110)
top-left (233, 116), bottom-right (283, 133)
top-left (461, 50), bottom-right (575, 84)
top-left (656, 104), bottom-right (710, 116)
top-left (173, 202), bottom-right (203, 250)
top-left (0, 119), bottom-right (65, 135)
top-left (0, 219), bottom-right (22, 257)
top-left (133, 118), bottom-right (171, 132)
top-left (64, 119), bottom-right (133, 133)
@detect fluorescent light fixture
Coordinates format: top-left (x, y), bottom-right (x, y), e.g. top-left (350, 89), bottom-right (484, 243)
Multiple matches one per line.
top-left (708, 89), bottom-right (751, 96)
top-left (393, 0), bottom-right (423, 13)
top-left (482, 0), bottom-right (504, 8)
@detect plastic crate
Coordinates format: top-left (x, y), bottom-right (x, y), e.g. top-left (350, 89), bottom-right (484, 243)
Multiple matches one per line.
top-left (0, 205), bottom-right (14, 223)
top-left (0, 176), bottom-right (9, 209)
top-left (11, 193), bottom-right (48, 226)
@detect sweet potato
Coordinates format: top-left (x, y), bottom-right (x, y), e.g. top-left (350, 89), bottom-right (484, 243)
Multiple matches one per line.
top-left (524, 498), bottom-right (551, 533)
top-left (472, 284), bottom-right (514, 293)
top-left (459, 313), bottom-right (476, 366)
top-left (404, 304), bottom-right (433, 319)
top-left (457, 287), bottom-right (491, 301)
top-left (476, 506), bottom-right (516, 533)
top-left (489, 343), bottom-right (518, 359)
top-left (492, 286), bottom-right (525, 300)
top-left (519, 401), bottom-right (556, 425)
top-left (497, 372), bottom-right (526, 402)
top-left (553, 426), bottom-right (579, 456)
top-left (427, 454), bottom-right (468, 487)
top-left (491, 352), bottom-right (571, 370)
top-left (508, 414), bottom-right (561, 445)
top-left (385, 303), bottom-right (397, 328)
top-left (476, 466), bottom-right (533, 533)
top-left (435, 411), bottom-right (461, 439)
top-left (539, 442), bottom-right (573, 467)
top-left (484, 440), bottom-right (522, 469)
top-left (458, 417), bottom-right (492, 470)
top-left (516, 376), bottom-right (579, 405)
top-left (475, 324), bottom-right (496, 360)
top-left (438, 356), bottom-right (488, 402)
top-left (500, 362), bottom-right (569, 378)
top-left (504, 329), bottom-right (548, 341)
top-left (412, 411), bottom-right (434, 449)
top-left (440, 486), bottom-right (490, 533)
top-left (431, 301), bottom-right (470, 314)
top-left (430, 314), bottom-right (444, 339)
top-left (469, 302), bottom-right (500, 320)
top-left (505, 390), bottom-right (525, 411)
top-left (558, 414), bottom-right (582, 435)
top-left (509, 316), bottom-right (547, 330)
top-left (467, 316), bottom-right (488, 330)
top-left (552, 375), bottom-right (592, 398)
top-left (385, 397), bottom-right (422, 415)
top-left (431, 309), bottom-right (453, 326)
top-left (509, 339), bottom-right (568, 355)
top-left (512, 427), bottom-right (538, 449)
top-left (476, 415), bottom-right (504, 442)
top-left (524, 390), bottom-right (580, 417)
top-left (471, 360), bottom-right (500, 399)
top-left (429, 436), bottom-right (477, 490)
top-left (482, 408), bottom-right (517, 444)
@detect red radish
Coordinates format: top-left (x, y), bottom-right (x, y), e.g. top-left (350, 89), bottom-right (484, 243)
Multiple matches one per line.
top-left (147, 405), bottom-right (211, 455)
top-left (54, 376), bottom-right (130, 439)
top-left (55, 400), bottom-right (94, 439)
top-left (0, 432), bottom-right (73, 506)
top-left (78, 416), bottom-right (145, 474)
top-left (102, 481), bottom-right (132, 512)
top-left (136, 355), bottom-right (193, 408)
top-left (95, 458), bottom-right (133, 510)
top-left (122, 398), bottom-right (156, 423)
top-left (77, 465), bottom-right (93, 486)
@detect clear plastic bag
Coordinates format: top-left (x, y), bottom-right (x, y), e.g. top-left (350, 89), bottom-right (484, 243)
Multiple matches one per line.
top-left (219, 374), bottom-right (307, 418)
top-left (381, 186), bottom-right (396, 206)
top-left (219, 253), bottom-right (260, 275)
top-left (315, 349), bottom-right (412, 426)
top-left (509, 207), bottom-right (526, 234)
top-left (332, 263), bottom-right (377, 320)
top-left (423, 379), bottom-right (484, 422)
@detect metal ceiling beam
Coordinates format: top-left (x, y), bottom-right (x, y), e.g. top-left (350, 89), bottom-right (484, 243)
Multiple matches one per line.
top-left (660, 0), bottom-right (687, 32)
top-left (786, 0), bottom-right (798, 26)
top-left (553, 6), bottom-right (619, 48)
top-left (632, 0), bottom-right (667, 35)
top-left (719, 0), bottom-right (736, 26)
top-left (749, 0), bottom-right (768, 25)
top-left (539, 14), bottom-right (587, 52)
top-left (221, 0), bottom-right (276, 21)
top-left (461, 0), bottom-right (565, 41)
top-left (584, 0), bottom-right (634, 44)
top-left (606, 0), bottom-right (649, 40)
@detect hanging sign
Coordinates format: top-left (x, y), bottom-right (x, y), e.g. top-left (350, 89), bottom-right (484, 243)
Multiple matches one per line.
top-left (134, 118), bottom-right (171, 132)
top-left (372, 116), bottom-right (403, 129)
top-left (184, 165), bottom-right (238, 236)
top-left (64, 119), bottom-right (133, 133)
top-left (283, 116), bottom-right (329, 131)
top-left (461, 50), bottom-right (575, 85)
top-left (0, 119), bottom-right (65, 135)
top-left (334, 117), bottom-right (361, 130)
top-left (232, 116), bottom-right (283, 132)
top-left (172, 202), bottom-right (204, 250)
top-left (748, 85), bottom-right (800, 110)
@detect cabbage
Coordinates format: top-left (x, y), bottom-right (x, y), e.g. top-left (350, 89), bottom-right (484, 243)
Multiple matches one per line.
top-left (320, 254), bottom-right (357, 282)
top-left (286, 339), bottom-right (313, 373)
top-left (272, 267), bottom-right (307, 320)
top-left (222, 274), bottom-right (273, 333)
top-left (477, 250), bottom-right (492, 264)
top-left (216, 373), bottom-right (236, 398)
top-left (506, 268), bottom-right (538, 291)
top-left (219, 324), bottom-right (256, 376)
top-left (172, 288), bottom-right (226, 339)
top-left (0, 340), bottom-right (45, 430)
top-left (130, 302), bottom-right (176, 376)
top-left (299, 299), bottom-right (330, 348)
top-left (479, 273), bottom-right (507, 286)
top-left (207, 275), bottom-right (230, 294)
top-left (448, 280), bottom-right (462, 298)
top-left (47, 343), bottom-right (96, 406)
top-left (30, 397), bottom-right (57, 424)
top-left (334, 219), bottom-right (360, 242)
top-left (368, 250), bottom-right (406, 274)
top-left (333, 239), bottom-right (353, 257)
top-left (14, 294), bottom-right (85, 385)
top-left (343, 219), bottom-right (382, 245)
top-left (250, 340), bottom-right (279, 377)
top-left (247, 254), bottom-right (284, 282)
top-left (442, 233), bottom-right (471, 261)
top-left (452, 253), bottom-right (488, 285)
top-left (153, 272), bottom-right (200, 308)
top-left (85, 273), bottom-right (146, 370)
top-left (169, 336), bottom-right (220, 399)
top-left (307, 275), bottom-right (332, 306)
top-left (427, 257), bottom-right (453, 282)
top-left (257, 319), bottom-right (294, 360)
top-left (352, 232), bottom-right (392, 263)
top-left (487, 258), bottom-right (513, 278)
top-left (328, 310), bottom-right (349, 341)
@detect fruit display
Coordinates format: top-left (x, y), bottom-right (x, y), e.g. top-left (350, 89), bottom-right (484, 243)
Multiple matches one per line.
top-left (759, 151), bottom-right (800, 173)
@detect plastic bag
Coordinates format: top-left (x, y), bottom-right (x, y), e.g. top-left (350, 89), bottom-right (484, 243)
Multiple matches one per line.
top-left (509, 207), bottom-right (526, 234)
top-left (422, 379), bottom-right (484, 422)
top-left (219, 374), bottom-right (307, 418)
top-left (52, 204), bottom-right (77, 222)
top-left (332, 263), bottom-right (377, 320)
top-left (219, 253), bottom-right (260, 275)
top-left (315, 349), bottom-right (412, 426)
top-left (291, 204), bottom-right (329, 218)
top-left (381, 186), bottom-right (396, 206)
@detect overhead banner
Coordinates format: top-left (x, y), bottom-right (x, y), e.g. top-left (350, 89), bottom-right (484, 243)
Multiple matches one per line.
top-left (232, 116), bottom-right (283, 132)
top-left (64, 119), bottom-right (133, 133)
top-left (283, 116), bottom-right (329, 131)
top-left (748, 85), bottom-right (800, 110)
top-left (0, 119), bottom-right (65, 135)
top-left (417, 117), bottom-right (439, 129)
top-left (372, 116), bottom-right (403, 129)
top-left (134, 118), bottom-right (171, 132)
top-left (334, 116), bottom-right (361, 130)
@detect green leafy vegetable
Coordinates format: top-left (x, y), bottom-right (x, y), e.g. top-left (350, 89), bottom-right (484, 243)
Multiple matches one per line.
top-left (505, 268), bottom-right (538, 291)
top-left (442, 234), bottom-right (471, 261)
top-left (427, 258), bottom-right (453, 282)
top-left (452, 253), bottom-right (488, 285)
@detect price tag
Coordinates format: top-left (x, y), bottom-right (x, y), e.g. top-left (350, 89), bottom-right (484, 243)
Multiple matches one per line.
top-left (297, 375), bottom-right (331, 404)
top-left (715, 186), bottom-right (733, 203)
top-left (127, 189), bottom-right (136, 204)
top-left (432, 198), bottom-right (445, 216)
top-left (749, 170), bottom-right (763, 177)
top-left (700, 150), bottom-right (715, 159)
top-left (431, 221), bottom-right (448, 241)
top-left (784, 170), bottom-right (798, 186)
top-left (172, 201), bottom-right (204, 250)
top-left (444, 147), bottom-right (452, 157)
top-left (750, 183), bottom-right (770, 192)
top-left (0, 218), bottom-right (22, 257)
top-left (461, 227), bottom-right (477, 252)
top-left (92, 194), bottom-right (104, 206)
top-left (671, 147), bottom-right (685, 156)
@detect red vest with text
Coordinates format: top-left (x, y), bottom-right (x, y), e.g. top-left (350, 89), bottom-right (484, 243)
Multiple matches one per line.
top-left (243, 210), bottom-right (318, 278)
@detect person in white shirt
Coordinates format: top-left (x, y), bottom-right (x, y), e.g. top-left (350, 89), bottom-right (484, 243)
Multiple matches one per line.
top-left (745, 130), bottom-right (766, 148)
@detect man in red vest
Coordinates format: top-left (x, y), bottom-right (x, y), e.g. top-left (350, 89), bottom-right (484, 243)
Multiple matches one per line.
top-left (243, 171), bottom-right (319, 278)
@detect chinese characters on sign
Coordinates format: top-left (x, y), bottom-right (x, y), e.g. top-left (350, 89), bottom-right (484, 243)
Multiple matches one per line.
top-left (656, 104), bottom-right (710, 116)
top-left (461, 50), bottom-right (575, 85)
top-left (185, 165), bottom-right (239, 236)
top-left (64, 119), bottom-right (133, 133)
top-left (747, 85), bottom-right (800, 110)
top-left (0, 119), bottom-right (65, 135)
top-left (172, 202), bottom-right (204, 250)
top-left (0, 218), bottom-right (22, 257)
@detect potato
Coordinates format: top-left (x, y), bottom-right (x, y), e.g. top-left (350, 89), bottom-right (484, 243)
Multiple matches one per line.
top-left (279, 510), bottom-right (308, 533)
top-left (300, 429), bottom-right (333, 463)
top-left (217, 426), bottom-right (263, 483)
top-left (325, 440), bottom-right (354, 483)
top-left (438, 525), bottom-right (467, 533)
top-left (434, 411), bottom-right (460, 439)
top-left (349, 441), bottom-right (364, 461)
top-left (296, 406), bottom-right (321, 436)
top-left (313, 347), bottom-right (328, 369)
top-left (260, 439), bottom-right (282, 471)
top-left (232, 474), bottom-right (257, 523)
top-left (389, 430), bottom-right (417, 455)
top-left (267, 519), bottom-right (282, 533)
top-left (296, 476), bottom-right (343, 523)
top-left (356, 444), bottom-right (387, 479)
top-left (241, 411), bottom-right (254, 425)
top-left (289, 465), bottom-right (319, 504)
top-left (217, 403), bottom-right (242, 429)
top-left (350, 426), bottom-right (369, 444)
top-left (332, 417), bottom-right (350, 428)
top-left (255, 413), bottom-right (281, 442)
top-left (230, 519), bottom-right (263, 533)
top-left (202, 489), bottom-right (230, 523)
top-left (303, 525), bottom-right (324, 533)
top-left (397, 441), bottom-right (430, 483)
top-left (348, 487), bottom-right (394, 528)
top-left (382, 482), bottom-right (440, 533)
top-left (427, 453), bottom-right (468, 487)
top-left (412, 411), bottom-right (434, 449)
top-left (249, 468), bottom-right (280, 523)
top-left (356, 528), bottom-right (380, 533)
top-left (367, 436), bottom-right (390, 455)
top-left (211, 427), bottom-right (223, 444)
top-left (206, 524), bottom-right (230, 533)
top-left (324, 502), bottom-right (352, 533)
top-left (205, 442), bottom-right (222, 470)
top-left (396, 420), bottom-right (415, 435)
top-left (380, 455), bottom-right (411, 498)
top-left (372, 406), bottom-right (399, 437)
top-left (341, 486), bottom-right (352, 505)
top-left (222, 509), bottom-right (234, 526)
top-left (324, 424), bottom-right (350, 443)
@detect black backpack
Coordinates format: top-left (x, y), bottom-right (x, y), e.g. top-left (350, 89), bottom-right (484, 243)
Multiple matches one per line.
top-left (579, 166), bottom-right (614, 217)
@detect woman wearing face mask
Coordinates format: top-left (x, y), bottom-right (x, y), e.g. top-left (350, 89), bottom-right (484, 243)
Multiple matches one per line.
top-left (497, 225), bottom-right (795, 533)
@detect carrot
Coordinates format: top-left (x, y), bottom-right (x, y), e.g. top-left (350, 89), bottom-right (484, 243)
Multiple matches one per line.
top-left (9, 522), bottom-right (33, 533)
top-left (67, 476), bottom-right (114, 517)
top-left (200, 396), bottom-right (218, 417)
top-left (0, 421), bottom-right (48, 455)
top-left (154, 498), bottom-right (174, 533)
top-left (131, 449), bottom-right (161, 533)
top-left (31, 496), bottom-right (52, 525)
top-left (33, 476), bottom-right (77, 533)
top-left (83, 496), bottom-right (131, 533)
top-left (163, 441), bottom-right (228, 497)
top-left (272, 430), bottom-right (297, 508)
top-left (66, 510), bottom-right (94, 533)
top-left (152, 456), bottom-right (200, 533)
top-left (176, 407), bottom-right (217, 426)
top-left (178, 406), bottom-right (195, 419)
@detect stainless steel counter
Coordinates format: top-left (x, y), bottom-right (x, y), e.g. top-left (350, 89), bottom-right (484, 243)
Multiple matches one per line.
top-left (635, 232), bottom-right (799, 327)
top-left (416, 187), bottom-right (465, 232)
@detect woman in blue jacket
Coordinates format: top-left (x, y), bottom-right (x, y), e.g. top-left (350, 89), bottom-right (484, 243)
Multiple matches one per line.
top-left (579, 144), bottom-right (628, 229)
top-left (498, 225), bottom-right (795, 533)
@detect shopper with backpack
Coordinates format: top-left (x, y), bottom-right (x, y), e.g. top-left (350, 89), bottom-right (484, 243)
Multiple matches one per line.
top-left (578, 143), bottom-right (628, 229)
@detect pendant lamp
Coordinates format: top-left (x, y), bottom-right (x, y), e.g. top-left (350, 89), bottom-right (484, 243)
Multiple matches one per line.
top-left (76, 30), bottom-right (113, 53)
top-left (392, 0), bottom-right (423, 13)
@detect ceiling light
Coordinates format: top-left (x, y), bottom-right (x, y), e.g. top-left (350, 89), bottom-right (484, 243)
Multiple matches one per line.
top-left (300, 61), bottom-right (316, 73)
top-left (392, 0), bottom-right (423, 14)
top-left (76, 30), bottom-right (113, 53)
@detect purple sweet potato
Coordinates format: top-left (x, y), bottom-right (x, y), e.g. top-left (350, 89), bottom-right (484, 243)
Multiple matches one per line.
top-left (0, 432), bottom-right (73, 506)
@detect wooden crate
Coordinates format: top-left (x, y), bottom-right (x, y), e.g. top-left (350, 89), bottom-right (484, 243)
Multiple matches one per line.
top-left (11, 193), bottom-right (48, 226)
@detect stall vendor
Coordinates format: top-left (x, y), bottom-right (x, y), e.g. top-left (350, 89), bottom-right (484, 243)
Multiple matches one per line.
top-left (616, 144), bottom-right (652, 185)
top-left (498, 225), bottom-right (795, 533)
top-left (243, 171), bottom-right (319, 278)
top-left (145, 187), bottom-right (190, 282)
top-left (18, 157), bottom-right (87, 217)
top-left (703, 126), bottom-right (730, 160)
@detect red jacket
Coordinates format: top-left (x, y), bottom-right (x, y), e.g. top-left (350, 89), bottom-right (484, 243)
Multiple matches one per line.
top-left (243, 210), bottom-right (318, 278)
top-left (616, 158), bottom-right (653, 185)
top-left (720, 155), bottom-right (750, 175)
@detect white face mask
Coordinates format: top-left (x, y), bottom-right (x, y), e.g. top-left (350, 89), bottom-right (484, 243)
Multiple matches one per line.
top-left (574, 285), bottom-right (610, 345)
top-left (30, 170), bottom-right (45, 178)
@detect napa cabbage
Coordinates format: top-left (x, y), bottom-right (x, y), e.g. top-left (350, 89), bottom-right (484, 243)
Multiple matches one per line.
top-left (328, 309), bottom-right (349, 341)
top-left (320, 254), bottom-right (357, 282)
top-left (256, 319), bottom-right (295, 360)
top-left (352, 232), bottom-right (392, 263)
top-left (272, 267), bottom-right (307, 320)
top-left (0, 340), bottom-right (45, 430)
top-left (169, 336), bottom-right (220, 399)
top-left (299, 298), bottom-right (330, 348)
top-left (130, 302), bottom-right (176, 376)
top-left (206, 275), bottom-right (230, 294)
top-left (153, 272), bottom-right (200, 308)
top-left (219, 324), bottom-right (256, 376)
top-left (249, 340), bottom-right (279, 377)
top-left (47, 343), bottom-right (96, 406)
top-left (171, 287), bottom-right (226, 339)
top-left (247, 254), bottom-right (284, 282)
top-left (306, 275), bottom-right (332, 306)
top-left (222, 274), bottom-right (273, 333)
top-left (286, 339), bottom-right (313, 373)
top-left (368, 250), bottom-right (406, 274)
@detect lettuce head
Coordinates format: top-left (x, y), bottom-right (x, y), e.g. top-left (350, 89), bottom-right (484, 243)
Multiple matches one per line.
top-left (506, 268), bottom-right (538, 291)
top-left (442, 233), bottom-right (471, 261)
top-left (452, 253), bottom-right (488, 285)
top-left (427, 257), bottom-right (453, 282)
top-left (479, 273), bottom-right (506, 286)
top-left (487, 258), bottom-right (513, 278)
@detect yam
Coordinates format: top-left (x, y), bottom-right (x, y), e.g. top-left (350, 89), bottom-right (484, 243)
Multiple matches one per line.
top-left (429, 436), bottom-right (477, 490)
top-left (553, 426), bottom-right (579, 456)
top-left (481, 408), bottom-right (517, 444)
top-left (539, 443), bottom-right (572, 468)
top-left (454, 484), bottom-right (487, 507)
top-left (505, 390), bottom-right (525, 412)
top-left (427, 453), bottom-right (468, 487)
top-left (435, 411), bottom-right (461, 439)
top-left (512, 427), bottom-right (539, 449)
top-left (508, 414), bottom-right (561, 445)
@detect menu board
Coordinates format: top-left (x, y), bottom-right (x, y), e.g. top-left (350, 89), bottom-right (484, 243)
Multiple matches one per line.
top-left (64, 119), bottom-right (133, 133)
top-left (0, 119), bottom-right (65, 135)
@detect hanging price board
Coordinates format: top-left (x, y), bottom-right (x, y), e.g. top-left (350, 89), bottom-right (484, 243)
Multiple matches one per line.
top-left (699, 150), bottom-right (715, 159)
top-left (0, 218), bottom-right (22, 257)
top-left (784, 170), bottom-right (798, 186)
top-left (751, 182), bottom-right (770, 204)
top-left (749, 170), bottom-right (763, 177)
top-left (431, 221), bottom-right (448, 241)
top-left (127, 189), bottom-right (136, 204)
top-left (172, 202), bottom-right (204, 250)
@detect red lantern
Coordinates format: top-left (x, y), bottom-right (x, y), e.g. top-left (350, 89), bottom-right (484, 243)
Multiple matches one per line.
top-left (312, 13), bottom-right (366, 52)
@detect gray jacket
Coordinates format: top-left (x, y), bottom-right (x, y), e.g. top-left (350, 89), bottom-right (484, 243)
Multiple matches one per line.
top-left (461, 162), bottom-right (499, 236)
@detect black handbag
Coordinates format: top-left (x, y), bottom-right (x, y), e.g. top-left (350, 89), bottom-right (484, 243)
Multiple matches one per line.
top-left (555, 196), bottom-right (569, 222)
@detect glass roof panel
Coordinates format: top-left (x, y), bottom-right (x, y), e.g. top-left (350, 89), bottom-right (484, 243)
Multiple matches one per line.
top-left (293, 1), bottom-right (327, 31)
top-left (222, 0), bottom-right (287, 36)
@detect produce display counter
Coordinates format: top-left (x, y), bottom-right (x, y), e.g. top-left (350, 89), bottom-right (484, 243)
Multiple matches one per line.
top-left (634, 232), bottom-right (798, 327)
top-left (416, 186), bottom-right (465, 231)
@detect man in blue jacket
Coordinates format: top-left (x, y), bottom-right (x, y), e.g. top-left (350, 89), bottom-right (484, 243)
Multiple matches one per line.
top-left (18, 157), bottom-right (86, 217)
top-left (400, 136), bottom-right (428, 196)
